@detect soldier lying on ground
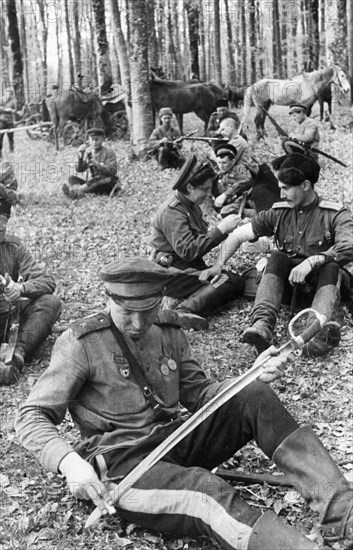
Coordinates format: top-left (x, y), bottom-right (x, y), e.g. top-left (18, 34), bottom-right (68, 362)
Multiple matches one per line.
top-left (200, 153), bottom-right (353, 357)
top-left (15, 257), bottom-right (353, 550)
top-left (149, 154), bottom-right (244, 330)
top-left (0, 233), bottom-right (62, 385)
top-left (62, 127), bottom-right (119, 199)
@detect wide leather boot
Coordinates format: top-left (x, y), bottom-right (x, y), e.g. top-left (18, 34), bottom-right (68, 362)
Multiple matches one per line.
top-left (303, 285), bottom-right (341, 357)
top-left (272, 426), bottom-right (353, 546)
top-left (242, 273), bottom-right (284, 353)
top-left (248, 511), bottom-right (320, 550)
top-left (175, 276), bottom-right (244, 330)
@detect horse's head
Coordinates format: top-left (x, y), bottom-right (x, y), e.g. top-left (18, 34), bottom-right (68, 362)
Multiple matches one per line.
top-left (333, 66), bottom-right (351, 94)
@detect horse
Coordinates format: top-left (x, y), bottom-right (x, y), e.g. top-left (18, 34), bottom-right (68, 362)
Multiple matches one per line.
top-left (43, 88), bottom-right (108, 149)
top-left (225, 84), bottom-right (247, 109)
top-left (242, 66), bottom-right (351, 138)
top-left (150, 71), bottom-right (223, 133)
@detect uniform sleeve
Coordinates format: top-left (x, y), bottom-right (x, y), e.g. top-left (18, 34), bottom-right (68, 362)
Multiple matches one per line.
top-left (292, 119), bottom-right (318, 144)
top-left (322, 208), bottom-right (353, 265)
top-left (17, 243), bottom-right (57, 298)
top-left (75, 154), bottom-right (89, 173)
top-left (98, 148), bottom-right (117, 176)
top-left (251, 208), bottom-right (279, 237)
top-left (206, 113), bottom-right (218, 137)
top-left (0, 178), bottom-right (18, 204)
top-left (158, 206), bottom-right (225, 262)
top-left (15, 332), bottom-right (89, 472)
top-left (177, 330), bottom-right (230, 412)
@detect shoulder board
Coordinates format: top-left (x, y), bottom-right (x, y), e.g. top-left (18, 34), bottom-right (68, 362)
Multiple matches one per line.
top-left (168, 197), bottom-right (182, 208)
top-left (0, 233), bottom-right (21, 246)
top-left (272, 201), bottom-right (291, 209)
top-left (319, 199), bottom-right (343, 211)
top-left (154, 310), bottom-right (181, 328)
top-left (69, 311), bottom-right (111, 339)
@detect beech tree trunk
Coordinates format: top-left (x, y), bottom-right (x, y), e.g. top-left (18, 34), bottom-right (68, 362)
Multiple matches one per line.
top-left (213, 0), bottom-right (222, 84)
top-left (64, 0), bottom-right (74, 85)
top-left (6, 0), bottom-right (24, 104)
top-left (92, 0), bottom-right (113, 93)
top-left (127, 0), bottom-right (154, 157)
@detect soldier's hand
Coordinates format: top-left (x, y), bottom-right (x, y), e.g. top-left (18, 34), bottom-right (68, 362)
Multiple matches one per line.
top-left (288, 259), bottom-right (312, 286)
top-left (3, 274), bottom-right (21, 301)
top-left (160, 137), bottom-right (169, 144)
top-left (78, 144), bottom-right (86, 153)
top-left (256, 345), bottom-right (295, 383)
top-left (214, 193), bottom-right (227, 208)
top-left (217, 213), bottom-right (241, 234)
top-left (199, 264), bottom-right (223, 284)
top-left (59, 452), bottom-right (116, 516)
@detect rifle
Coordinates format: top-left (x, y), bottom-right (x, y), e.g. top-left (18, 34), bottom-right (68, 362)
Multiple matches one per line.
top-left (260, 106), bottom-right (348, 167)
top-left (178, 136), bottom-right (228, 144)
top-left (0, 274), bottom-right (23, 366)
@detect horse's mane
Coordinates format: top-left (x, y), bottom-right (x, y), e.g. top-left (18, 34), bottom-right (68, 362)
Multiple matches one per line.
top-left (297, 66), bottom-right (335, 83)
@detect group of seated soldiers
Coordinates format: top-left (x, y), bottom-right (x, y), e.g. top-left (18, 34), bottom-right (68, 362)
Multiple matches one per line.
top-left (1, 95), bottom-right (353, 550)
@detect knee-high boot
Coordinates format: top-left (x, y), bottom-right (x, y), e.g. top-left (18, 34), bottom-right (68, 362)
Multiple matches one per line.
top-left (247, 511), bottom-right (320, 549)
top-left (303, 284), bottom-right (341, 357)
top-left (272, 426), bottom-right (353, 545)
top-left (175, 275), bottom-right (244, 330)
top-left (242, 273), bottom-right (284, 353)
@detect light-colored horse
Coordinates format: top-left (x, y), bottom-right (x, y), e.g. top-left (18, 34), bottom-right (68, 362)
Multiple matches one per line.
top-left (242, 65), bottom-right (351, 137)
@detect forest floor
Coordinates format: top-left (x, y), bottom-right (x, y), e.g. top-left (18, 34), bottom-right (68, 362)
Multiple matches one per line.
top-left (0, 104), bottom-right (352, 550)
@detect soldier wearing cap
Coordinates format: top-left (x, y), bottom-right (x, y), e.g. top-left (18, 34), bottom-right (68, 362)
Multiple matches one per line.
top-left (206, 98), bottom-right (239, 138)
top-left (150, 154), bottom-right (244, 329)
top-left (282, 103), bottom-right (320, 159)
top-left (149, 107), bottom-right (185, 170)
top-left (16, 256), bottom-right (353, 550)
top-left (200, 153), bottom-right (353, 357)
top-left (212, 143), bottom-right (255, 217)
top-left (63, 127), bottom-right (119, 199)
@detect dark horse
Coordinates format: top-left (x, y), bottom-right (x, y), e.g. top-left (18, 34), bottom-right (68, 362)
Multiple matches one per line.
top-left (242, 65), bottom-right (351, 138)
top-left (43, 88), bottom-right (107, 149)
top-left (150, 71), bottom-right (223, 132)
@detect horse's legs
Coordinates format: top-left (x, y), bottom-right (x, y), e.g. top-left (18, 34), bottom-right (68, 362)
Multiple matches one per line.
top-left (0, 132), bottom-right (4, 159)
top-left (177, 113), bottom-right (183, 134)
top-left (7, 125), bottom-right (14, 152)
top-left (255, 100), bottom-right (271, 139)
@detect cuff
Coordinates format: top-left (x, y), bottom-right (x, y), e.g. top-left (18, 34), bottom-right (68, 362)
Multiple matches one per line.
top-left (40, 437), bottom-right (73, 473)
top-left (209, 226), bottom-right (227, 243)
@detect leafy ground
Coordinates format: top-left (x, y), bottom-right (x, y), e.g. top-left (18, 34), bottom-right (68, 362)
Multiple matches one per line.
top-left (0, 104), bottom-right (352, 550)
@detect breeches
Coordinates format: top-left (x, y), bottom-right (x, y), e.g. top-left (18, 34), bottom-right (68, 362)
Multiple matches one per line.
top-left (94, 382), bottom-right (299, 550)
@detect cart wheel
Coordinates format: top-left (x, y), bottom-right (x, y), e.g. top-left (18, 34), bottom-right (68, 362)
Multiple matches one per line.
top-left (63, 122), bottom-right (84, 147)
top-left (26, 114), bottom-right (42, 140)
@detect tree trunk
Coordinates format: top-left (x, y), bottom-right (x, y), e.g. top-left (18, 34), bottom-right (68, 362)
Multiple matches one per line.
top-left (198, 1), bottom-right (206, 80)
top-left (310, 0), bottom-right (320, 69)
top-left (19, 0), bottom-right (29, 102)
top-left (213, 0), bottom-right (222, 84)
top-left (240, 1), bottom-right (247, 84)
top-left (185, 0), bottom-right (200, 79)
top-left (272, 0), bottom-right (282, 77)
top-left (72, 1), bottom-right (81, 79)
top-left (92, 0), bottom-right (113, 93)
top-left (56, 11), bottom-right (63, 88)
top-left (6, 0), bottom-right (24, 105)
top-left (166, 0), bottom-right (177, 78)
top-left (248, 0), bottom-right (257, 81)
top-left (347, 0), bottom-right (353, 101)
top-left (35, 0), bottom-right (48, 98)
top-left (146, 0), bottom-right (158, 68)
top-left (224, 0), bottom-right (236, 83)
top-left (109, 0), bottom-right (130, 94)
top-left (64, 0), bottom-right (74, 85)
top-left (128, 0), bottom-right (154, 157)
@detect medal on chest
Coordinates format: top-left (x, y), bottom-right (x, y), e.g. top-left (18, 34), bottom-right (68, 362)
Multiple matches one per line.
top-left (159, 354), bottom-right (177, 376)
top-left (112, 352), bottom-right (131, 379)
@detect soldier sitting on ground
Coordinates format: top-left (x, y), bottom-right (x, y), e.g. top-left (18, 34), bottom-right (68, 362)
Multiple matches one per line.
top-left (0, 233), bottom-right (62, 385)
top-left (0, 161), bottom-right (19, 240)
top-left (212, 143), bottom-right (256, 218)
top-left (200, 153), bottom-right (353, 357)
top-left (15, 257), bottom-right (353, 550)
top-left (149, 107), bottom-right (185, 171)
top-left (281, 103), bottom-right (320, 160)
top-left (62, 128), bottom-right (119, 199)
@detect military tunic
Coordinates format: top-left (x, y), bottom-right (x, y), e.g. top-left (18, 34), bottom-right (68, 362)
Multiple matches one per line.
top-left (150, 191), bottom-right (225, 270)
top-left (15, 310), bottom-right (298, 550)
top-left (251, 195), bottom-right (353, 265)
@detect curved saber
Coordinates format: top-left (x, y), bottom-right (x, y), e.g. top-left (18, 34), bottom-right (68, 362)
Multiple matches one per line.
top-left (85, 308), bottom-right (326, 528)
